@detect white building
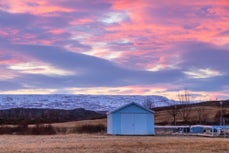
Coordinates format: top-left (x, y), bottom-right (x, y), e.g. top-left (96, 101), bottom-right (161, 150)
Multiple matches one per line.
top-left (107, 102), bottom-right (155, 135)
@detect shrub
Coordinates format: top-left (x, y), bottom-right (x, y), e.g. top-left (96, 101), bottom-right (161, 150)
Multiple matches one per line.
top-left (31, 124), bottom-right (56, 135)
top-left (0, 125), bottom-right (14, 134)
top-left (15, 121), bottom-right (29, 134)
top-left (0, 123), bottom-right (56, 135)
top-left (74, 124), bottom-right (106, 134)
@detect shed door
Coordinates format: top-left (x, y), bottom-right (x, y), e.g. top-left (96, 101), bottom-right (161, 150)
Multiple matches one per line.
top-left (134, 114), bottom-right (148, 134)
top-left (121, 113), bottom-right (134, 134)
top-left (120, 113), bottom-right (148, 135)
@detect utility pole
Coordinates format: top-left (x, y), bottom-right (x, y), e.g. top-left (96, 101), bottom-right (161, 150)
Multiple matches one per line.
top-left (220, 101), bottom-right (223, 126)
top-left (174, 105), bottom-right (177, 126)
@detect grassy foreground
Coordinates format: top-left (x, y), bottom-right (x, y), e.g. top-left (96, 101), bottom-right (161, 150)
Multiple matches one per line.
top-left (0, 134), bottom-right (228, 153)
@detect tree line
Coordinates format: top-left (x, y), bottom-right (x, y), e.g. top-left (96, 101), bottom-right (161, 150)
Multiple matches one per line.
top-left (143, 90), bottom-right (229, 125)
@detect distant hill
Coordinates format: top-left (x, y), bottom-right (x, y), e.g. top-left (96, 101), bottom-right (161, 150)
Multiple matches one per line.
top-left (0, 108), bottom-right (105, 124)
top-left (154, 100), bottom-right (229, 125)
top-left (1, 95), bottom-right (228, 126)
top-left (0, 94), bottom-right (175, 111)
top-left (0, 100), bottom-right (229, 126)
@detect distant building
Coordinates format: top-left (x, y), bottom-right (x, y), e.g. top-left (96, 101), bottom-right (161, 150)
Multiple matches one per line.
top-left (107, 102), bottom-right (155, 135)
top-left (191, 125), bottom-right (205, 133)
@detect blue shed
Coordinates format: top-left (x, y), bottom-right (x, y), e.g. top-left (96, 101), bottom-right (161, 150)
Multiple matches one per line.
top-left (107, 102), bottom-right (155, 135)
top-left (191, 125), bottom-right (205, 133)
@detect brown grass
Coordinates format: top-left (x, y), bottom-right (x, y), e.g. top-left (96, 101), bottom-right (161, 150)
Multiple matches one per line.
top-left (52, 119), bottom-right (106, 134)
top-left (0, 119), bottom-right (228, 152)
top-left (0, 134), bottom-right (228, 153)
top-left (155, 105), bottom-right (229, 125)
top-left (52, 118), bottom-right (106, 128)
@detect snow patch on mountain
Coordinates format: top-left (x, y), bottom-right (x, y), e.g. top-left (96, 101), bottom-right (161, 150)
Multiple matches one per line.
top-left (0, 95), bottom-right (175, 111)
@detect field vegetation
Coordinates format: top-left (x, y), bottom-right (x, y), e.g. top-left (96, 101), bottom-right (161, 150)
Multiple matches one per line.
top-left (154, 100), bottom-right (229, 125)
top-left (0, 117), bottom-right (228, 153)
top-left (0, 134), bottom-right (228, 153)
top-left (0, 119), bottom-right (106, 135)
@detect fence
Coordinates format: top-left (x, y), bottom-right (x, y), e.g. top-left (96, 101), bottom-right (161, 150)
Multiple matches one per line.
top-left (155, 125), bottom-right (229, 137)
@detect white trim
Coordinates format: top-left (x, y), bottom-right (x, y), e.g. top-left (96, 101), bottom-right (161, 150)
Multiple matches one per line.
top-left (107, 102), bottom-right (154, 114)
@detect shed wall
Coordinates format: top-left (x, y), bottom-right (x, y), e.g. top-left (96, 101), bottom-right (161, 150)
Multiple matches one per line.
top-left (107, 103), bottom-right (155, 135)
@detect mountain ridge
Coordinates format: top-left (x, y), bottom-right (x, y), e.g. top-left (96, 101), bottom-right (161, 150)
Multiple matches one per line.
top-left (0, 94), bottom-right (175, 111)
top-left (0, 107), bottom-right (105, 124)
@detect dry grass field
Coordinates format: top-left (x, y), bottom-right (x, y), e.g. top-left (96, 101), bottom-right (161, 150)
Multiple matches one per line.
top-left (154, 103), bottom-right (229, 125)
top-left (51, 119), bottom-right (106, 134)
top-left (0, 134), bottom-right (228, 153)
top-left (52, 118), bottom-right (106, 128)
top-left (0, 117), bottom-right (229, 153)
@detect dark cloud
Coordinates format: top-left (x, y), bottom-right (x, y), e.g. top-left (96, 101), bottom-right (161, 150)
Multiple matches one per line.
top-left (26, 2), bottom-right (39, 7)
top-left (195, 6), bottom-right (217, 18)
top-left (33, 15), bottom-right (70, 28)
top-left (218, 29), bottom-right (229, 36)
top-left (53, 0), bottom-right (111, 12)
top-left (183, 23), bottom-right (200, 30)
top-left (0, 10), bottom-right (34, 28)
top-left (0, 80), bottom-right (22, 91)
top-left (0, 43), bottom-right (184, 89)
top-left (3, 40), bottom-right (228, 93)
top-left (166, 41), bottom-right (229, 92)
top-left (178, 75), bottom-right (229, 92)
top-left (178, 41), bottom-right (229, 72)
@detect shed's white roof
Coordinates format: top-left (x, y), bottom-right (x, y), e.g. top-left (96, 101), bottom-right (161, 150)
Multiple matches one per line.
top-left (107, 102), bottom-right (154, 114)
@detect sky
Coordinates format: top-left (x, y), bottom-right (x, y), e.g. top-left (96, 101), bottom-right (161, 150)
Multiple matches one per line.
top-left (0, 0), bottom-right (229, 101)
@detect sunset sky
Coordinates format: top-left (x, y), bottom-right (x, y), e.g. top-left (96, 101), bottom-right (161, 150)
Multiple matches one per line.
top-left (0, 0), bottom-right (229, 101)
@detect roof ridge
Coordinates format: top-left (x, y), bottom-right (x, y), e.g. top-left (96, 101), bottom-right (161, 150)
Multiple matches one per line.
top-left (107, 102), bottom-right (154, 114)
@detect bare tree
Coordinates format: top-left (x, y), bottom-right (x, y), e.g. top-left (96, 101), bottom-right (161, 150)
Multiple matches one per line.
top-left (142, 97), bottom-right (155, 109)
top-left (177, 89), bottom-right (192, 124)
top-left (195, 107), bottom-right (208, 124)
top-left (215, 108), bottom-right (226, 125)
top-left (165, 101), bottom-right (178, 126)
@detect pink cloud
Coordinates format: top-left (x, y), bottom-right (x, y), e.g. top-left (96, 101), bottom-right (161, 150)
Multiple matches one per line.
top-left (87, 0), bottom-right (228, 70)
top-left (1, 1), bottom-right (73, 15)
top-left (70, 18), bottom-right (94, 25)
top-left (0, 59), bottom-right (20, 65)
top-left (48, 29), bottom-right (65, 35)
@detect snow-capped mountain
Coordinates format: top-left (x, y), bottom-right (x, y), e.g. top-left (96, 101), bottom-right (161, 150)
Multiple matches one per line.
top-left (0, 95), bottom-right (175, 111)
